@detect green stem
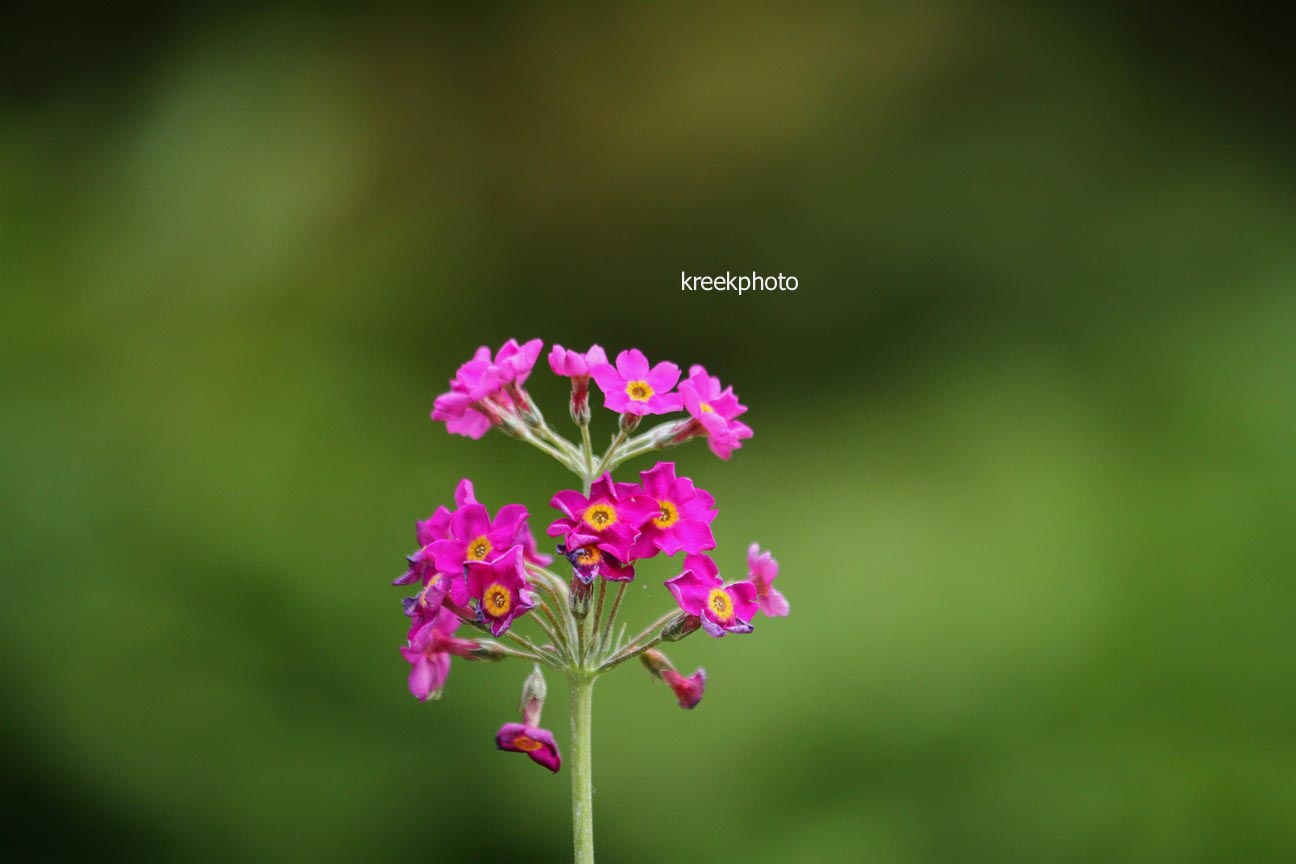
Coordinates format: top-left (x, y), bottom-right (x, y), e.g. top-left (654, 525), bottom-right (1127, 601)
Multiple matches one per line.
top-left (598, 583), bottom-right (628, 655)
top-left (569, 674), bottom-right (596, 864)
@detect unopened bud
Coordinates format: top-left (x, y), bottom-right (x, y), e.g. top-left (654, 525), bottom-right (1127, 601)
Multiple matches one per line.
top-left (465, 639), bottom-right (508, 662)
top-left (520, 664), bottom-right (547, 726)
top-left (569, 378), bottom-right (591, 426)
top-left (619, 412), bottom-right (641, 435)
top-left (569, 575), bottom-right (592, 618)
top-left (507, 384), bottom-right (544, 428)
top-left (661, 614), bottom-right (701, 642)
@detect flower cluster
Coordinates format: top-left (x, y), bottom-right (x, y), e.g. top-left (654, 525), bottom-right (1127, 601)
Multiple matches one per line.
top-left (392, 338), bottom-right (785, 862)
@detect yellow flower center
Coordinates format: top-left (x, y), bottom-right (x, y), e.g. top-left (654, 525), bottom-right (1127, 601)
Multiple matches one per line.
top-left (582, 503), bottom-right (617, 530)
top-left (512, 735), bottom-right (543, 752)
top-left (700, 402), bottom-right (714, 413)
top-left (625, 380), bottom-right (655, 401)
top-left (707, 588), bottom-right (733, 621)
top-left (653, 500), bottom-right (680, 529)
top-left (467, 536), bottom-right (492, 561)
top-left (483, 583), bottom-right (511, 616)
top-left (575, 547), bottom-right (602, 567)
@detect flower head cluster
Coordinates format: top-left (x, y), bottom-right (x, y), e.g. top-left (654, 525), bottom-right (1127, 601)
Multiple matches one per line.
top-left (395, 338), bottom-right (785, 796)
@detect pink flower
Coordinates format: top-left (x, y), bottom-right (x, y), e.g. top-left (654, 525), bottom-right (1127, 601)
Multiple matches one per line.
top-left (547, 473), bottom-right (658, 564)
top-left (394, 479), bottom-right (477, 586)
top-left (677, 365), bottom-right (753, 459)
top-left (590, 349), bottom-right (683, 416)
top-left (748, 543), bottom-right (788, 617)
top-left (558, 543), bottom-right (636, 584)
top-left (664, 553), bottom-right (758, 637)
top-left (496, 723), bottom-right (562, 773)
top-left (492, 338), bottom-right (544, 385)
top-left (399, 606), bottom-right (462, 701)
top-left (616, 462), bottom-right (717, 559)
top-left (516, 521), bottom-right (553, 568)
top-left (430, 340), bottom-right (542, 438)
top-left (662, 668), bottom-right (707, 709)
top-left (548, 343), bottom-right (608, 378)
top-left (427, 500), bottom-right (530, 601)
top-left (465, 546), bottom-right (535, 636)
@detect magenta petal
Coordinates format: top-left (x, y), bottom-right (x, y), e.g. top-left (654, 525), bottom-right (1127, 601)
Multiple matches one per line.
top-left (428, 539), bottom-right (468, 574)
top-left (616, 349), bottom-right (650, 380)
top-left (452, 504), bottom-right (492, 542)
top-left (759, 585), bottom-right (790, 617)
top-left (550, 489), bottom-right (589, 519)
top-left (454, 479), bottom-right (477, 507)
top-left (589, 363), bottom-right (622, 392)
top-left (673, 520), bottom-right (716, 554)
top-left (645, 361), bottom-right (681, 392)
top-left (665, 569), bottom-right (709, 615)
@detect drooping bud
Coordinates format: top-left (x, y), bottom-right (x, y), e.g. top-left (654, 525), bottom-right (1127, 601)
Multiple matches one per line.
top-left (660, 613), bottom-right (701, 642)
top-left (640, 648), bottom-right (672, 681)
top-left (662, 668), bottom-right (707, 709)
top-left (519, 664), bottom-right (547, 727)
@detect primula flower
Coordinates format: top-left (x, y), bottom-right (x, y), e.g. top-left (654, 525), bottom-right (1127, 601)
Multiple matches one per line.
top-left (590, 349), bottom-right (683, 416)
top-left (747, 542), bottom-right (788, 617)
top-left (465, 546), bottom-right (535, 636)
top-left (394, 479), bottom-right (478, 586)
top-left (617, 462), bottom-right (717, 559)
top-left (677, 365), bottom-right (753, 459)
top-left (662, 668), bottom-right (707, 709)
top-left (548, 343), bottom-right (608, 379)
top-left (496, 722), bottom-right (562, 773)
top-left (558, 543), bottom-right (636, 584)
top-left (429, 501), bottom-right (530, 599)
top-left (400, 606), bottom-right (462, 701)
top-left (430, 340), bottom-right (541, 438)
top-left (547, 473), bottom-right (658, 563)
top-left (664, 553), bottom-right (758, 637)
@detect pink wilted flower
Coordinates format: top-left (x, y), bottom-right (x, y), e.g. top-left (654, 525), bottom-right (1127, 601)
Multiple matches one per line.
top-left (428, 501), bottom-right (530, 597)
top-left (662, 668), bottom-right (707, 709)
top-left (547, 473), bottom-right (658, 563)
top-left (465, 546), bottom-right (535, 636)
top-left (747, 543), bottom-right (788, 617)
top-left (590, 349), bottom-right (683, 416)
top-left (677, 365), bottom-right (753, 459)
top-left (665, 553), bottom-right (758, 637)
top-left (400, 606), bottom-right (462, 701)
top-left (617, 462), bottom-right (717, 559)
top-left (394, 479), bottom-right (477, 586)
top-left (496, 723), bottom-right (562, 773)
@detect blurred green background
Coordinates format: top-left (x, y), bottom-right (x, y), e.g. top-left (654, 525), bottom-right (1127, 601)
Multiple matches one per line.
top-left (3, 2), bottom-right (1294, 862)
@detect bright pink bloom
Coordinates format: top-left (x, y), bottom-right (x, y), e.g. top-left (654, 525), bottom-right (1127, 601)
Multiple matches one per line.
top-left (664, 553), bottom-right (758, 637)
top-left (465, 546), bottom-right (535, 636)
top-left (516, 522), bottom-right (554, 568)
top-left (677, 365), bottom-right (753, 459)
top-left (662, 668), bottom-right (707, 709)
top-left (547, 473), bottom-right (658, 564)
top-left (394, 479), bottom-right (477, 586)
top-left (617, 462), bottom-right (717, 559)
top-left (399, 606), bottom-right (461, 701)
top-left (548, 343), bottom-right (608, 378)
top-left (492, 338), bottom-right (544, 384)
top-left (747, 542), bottom-right (788, 617)
top-left (590, 349), bottom-right (683, 416)
top-left (430, 340), bottom-right (542, 438)
top-left (428, 500), bottom-right (530, 601)
top-left (558, 543), bottom-right (636, 584)
top-left (496, 722), bottom-right (561, 773)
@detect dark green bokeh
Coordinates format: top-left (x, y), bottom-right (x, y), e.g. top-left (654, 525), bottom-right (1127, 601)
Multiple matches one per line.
top-left (3, 4), bottom-right (1294, 862)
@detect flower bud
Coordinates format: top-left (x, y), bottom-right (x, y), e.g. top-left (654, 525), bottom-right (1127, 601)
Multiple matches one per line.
top-left (619, 412), bottom-right (641, 435)
top-left (507, 384), bottom-right (544, 428)
top-left (569, 378), bottom-right (591, 426)
top-left (569, 574), bottom-right (592, 618)
top-left (464, 639), bottom-right (509, 663)
top-left (660, 613), bottom-right (701, 642)
top-left (662, 668), bottom-right (707, 709)
top-left (520, 664), bottom-right (547, 727)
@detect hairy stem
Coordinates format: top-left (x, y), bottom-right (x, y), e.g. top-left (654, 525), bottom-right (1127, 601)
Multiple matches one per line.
top-left (598, 583), bottom-right (628, 655)
top-left (569, 674), bottom-right (596, 864)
